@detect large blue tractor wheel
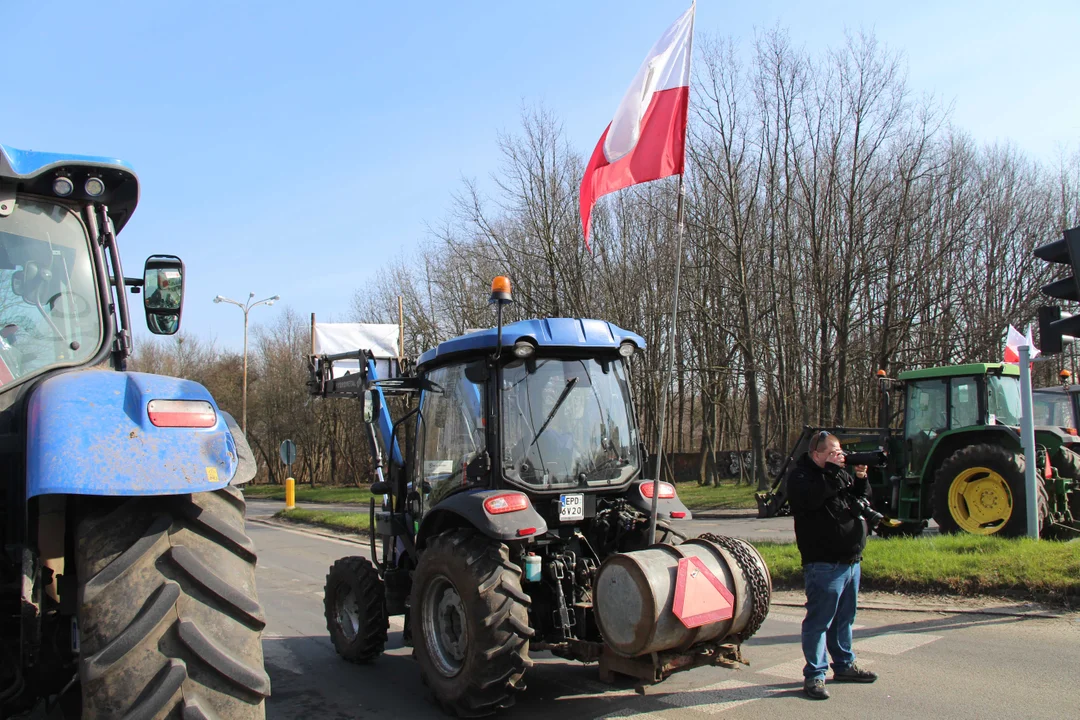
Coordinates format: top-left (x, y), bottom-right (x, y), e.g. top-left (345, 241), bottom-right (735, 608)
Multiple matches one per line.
top-left (75, 486), bottom-right (269, 718)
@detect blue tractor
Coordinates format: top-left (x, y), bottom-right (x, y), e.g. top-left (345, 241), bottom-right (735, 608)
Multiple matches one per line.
top-left (311, 278), bottom-right (773, 716)
top-left (0, 145), bottom-right (268, 718)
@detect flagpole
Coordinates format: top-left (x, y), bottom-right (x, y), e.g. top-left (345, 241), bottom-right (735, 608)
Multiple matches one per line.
top-left (646, 2), bottom-right (695, 544)
top-left (648, 173), bottom-right (687, 542)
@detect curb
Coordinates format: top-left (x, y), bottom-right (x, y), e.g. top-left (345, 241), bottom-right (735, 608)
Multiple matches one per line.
top-left (248, 516), bottom-right (369, 546)
top-left (769, 599), bottom-right (1072, 620)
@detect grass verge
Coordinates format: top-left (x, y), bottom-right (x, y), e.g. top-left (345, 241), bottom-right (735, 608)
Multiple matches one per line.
top-left (243, 484), bottom-right (371, 504)
top-left (753, 535), bottom-right (1080, 603)
top-left (675, 481), bottom-right (759, 511)
top-left (274, 508), bottom-right (371, 533)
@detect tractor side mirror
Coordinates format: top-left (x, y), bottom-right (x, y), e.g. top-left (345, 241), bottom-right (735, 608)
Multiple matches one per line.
top-left (362, 389), bottom-right (380, 424)
top-left (143, 255), bottom-right (184, 335)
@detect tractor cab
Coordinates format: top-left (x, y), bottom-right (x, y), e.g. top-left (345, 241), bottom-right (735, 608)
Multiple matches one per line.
top-left (899, 363), bottom-right (1022, 476)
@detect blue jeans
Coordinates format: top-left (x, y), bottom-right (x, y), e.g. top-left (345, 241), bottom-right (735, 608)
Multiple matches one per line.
top-left (801, 561), bottom-right (860, 680)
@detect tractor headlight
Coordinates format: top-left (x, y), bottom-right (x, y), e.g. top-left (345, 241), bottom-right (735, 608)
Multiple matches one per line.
top-left (84, 177), bottom-right (105, 197)
top-left (512, 341), bottom-right (535, 358)
top-left (618, 342), bottom-right (636, 357)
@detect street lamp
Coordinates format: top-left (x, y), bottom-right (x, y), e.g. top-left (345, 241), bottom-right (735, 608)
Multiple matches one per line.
top-left (213, 292), bottom-right (280, 433)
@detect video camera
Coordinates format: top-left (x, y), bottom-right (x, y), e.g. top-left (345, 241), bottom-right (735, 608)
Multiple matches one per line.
top-left (842, 449), bottom-right (887, 468)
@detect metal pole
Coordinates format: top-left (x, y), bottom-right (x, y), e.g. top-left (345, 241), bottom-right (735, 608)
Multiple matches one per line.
top-left (1018, 345), bottom-right (1039, 540)
top-left (242, 306), bottom-right (249, 434)
top-left (648, 175), bottom-right (687, 543)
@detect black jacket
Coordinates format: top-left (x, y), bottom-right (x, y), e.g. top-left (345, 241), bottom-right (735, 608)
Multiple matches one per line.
top-left (787, 453), bottom-right (873, 565)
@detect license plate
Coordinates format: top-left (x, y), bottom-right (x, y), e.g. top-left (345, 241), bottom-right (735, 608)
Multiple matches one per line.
top-left (559, 494), bottom-right (584, 522)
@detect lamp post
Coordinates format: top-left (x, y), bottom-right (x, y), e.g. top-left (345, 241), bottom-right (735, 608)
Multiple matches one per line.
top-left (213, 292), bottom-right (280, 434)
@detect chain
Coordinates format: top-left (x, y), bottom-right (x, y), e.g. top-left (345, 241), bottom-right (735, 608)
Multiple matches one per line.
top-left (696, 533), bottom-right (772, 642)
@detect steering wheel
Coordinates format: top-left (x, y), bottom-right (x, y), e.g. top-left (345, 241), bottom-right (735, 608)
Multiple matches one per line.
top-left (46, 291), bottom-right (92, 319)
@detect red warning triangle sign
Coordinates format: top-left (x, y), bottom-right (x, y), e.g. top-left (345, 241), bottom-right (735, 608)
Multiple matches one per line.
top-left (672, 556), bottom-right (735, 628)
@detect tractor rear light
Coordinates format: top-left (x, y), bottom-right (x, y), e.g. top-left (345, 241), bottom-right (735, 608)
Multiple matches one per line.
top-left (147, 400), bottom-right (216, 428)
top-left (516, 527), bottom-right (537, 537)
top-left (1044, 452), bottom-right (1052, 480)
top-left (1067, 427), bottom-right (1078, 436)
top-left (483, 493), bottom-right (529, 515)
top-left (670, 511), bottom-right (687, 519)
top-left (640, 481), bottom-right (676, 499)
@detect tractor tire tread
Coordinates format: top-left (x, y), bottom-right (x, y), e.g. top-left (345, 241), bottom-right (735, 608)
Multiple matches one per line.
top-left (77, 489), bottom-right (268, 719)
top-left (412, 529), bottom-right (532, 717)
top-left (324, 555), bottom-right (389, 664)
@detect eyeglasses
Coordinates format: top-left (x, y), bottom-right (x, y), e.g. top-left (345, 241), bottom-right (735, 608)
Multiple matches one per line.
top-left (809, 430), bottom-right (832, 453)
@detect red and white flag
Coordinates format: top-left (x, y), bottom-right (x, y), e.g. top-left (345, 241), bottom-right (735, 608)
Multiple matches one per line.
top-left (1003, 325), bottom-right (1040, 363)
top-left (579, 3), bottom-right (696, 249)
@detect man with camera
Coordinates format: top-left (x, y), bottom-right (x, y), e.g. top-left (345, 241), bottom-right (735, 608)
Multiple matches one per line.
top-left (788, 430), bottom-right (879, 700)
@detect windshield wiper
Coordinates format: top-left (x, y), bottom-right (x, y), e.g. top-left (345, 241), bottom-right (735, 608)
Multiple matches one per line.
top-left (530, 377), bottom-right (578, 447)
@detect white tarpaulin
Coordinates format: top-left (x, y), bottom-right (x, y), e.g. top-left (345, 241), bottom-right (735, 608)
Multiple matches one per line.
top-left (313, 323), bottom-right (401, 379)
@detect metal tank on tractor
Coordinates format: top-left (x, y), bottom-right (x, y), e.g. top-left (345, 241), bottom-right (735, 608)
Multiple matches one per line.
top-left (0, 144), bottom-right (268, 718)
top-left (759, 363), bottom-right (1080, 538)
top-left (309, 277), bottom-right (773, 716)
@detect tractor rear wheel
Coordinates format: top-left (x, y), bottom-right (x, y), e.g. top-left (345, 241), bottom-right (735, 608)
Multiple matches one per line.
top-left (933, 444), bottom-right (1045, 536)
top-left (411, 529), bottom-right (532, 717)
top-left (75, 486), bottom-right (269, 719)
top-left (324, 556), bottom-right (388, 663)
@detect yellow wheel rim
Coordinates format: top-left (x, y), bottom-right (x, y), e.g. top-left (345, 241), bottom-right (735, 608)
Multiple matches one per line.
top-left (947, 466), bottom-right (1013, 535)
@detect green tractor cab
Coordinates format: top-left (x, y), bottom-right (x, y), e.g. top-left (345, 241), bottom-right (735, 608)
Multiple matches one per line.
top-left (760, 362), bottom-right (1080, 538)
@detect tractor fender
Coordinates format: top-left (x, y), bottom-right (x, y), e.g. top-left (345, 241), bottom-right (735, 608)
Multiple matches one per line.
top-left (921, 426), bottom-right (1021, 484)
top-left (416, 489), bottom-right (548, 549)
top-left (26, 370), bottom-right (241, 498)
top-left (625, 480), bottom-right (693, 520)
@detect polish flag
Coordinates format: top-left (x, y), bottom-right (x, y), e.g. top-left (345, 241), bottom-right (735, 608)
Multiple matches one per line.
top-left (1003, 325), bottom-right (1040, 363)
top-left (579, 4), bottom-right (696, 249)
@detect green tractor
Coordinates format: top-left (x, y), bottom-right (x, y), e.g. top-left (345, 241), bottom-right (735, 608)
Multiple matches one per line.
top-left (760, 362), bottom-right (1080, 538)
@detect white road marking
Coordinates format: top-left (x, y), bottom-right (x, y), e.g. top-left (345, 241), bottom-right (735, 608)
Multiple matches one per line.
top-left (658, 679), bottom-right (776, 714)
top-left (758, 656), bottom-right (876, 681)
top-left (854, 633), bottom-right (941, 655)
top-left (595, 709), bottom-right (669, 720)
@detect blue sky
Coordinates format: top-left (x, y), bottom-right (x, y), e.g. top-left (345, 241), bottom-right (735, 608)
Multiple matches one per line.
top-left (4, 1), bottom-right (1077, 350)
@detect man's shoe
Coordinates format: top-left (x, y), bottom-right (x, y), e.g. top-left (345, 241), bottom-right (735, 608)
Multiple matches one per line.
top-left (833, 663), bottom-right (878, 683)
top-left (803, 677), bottom-right (829, 700)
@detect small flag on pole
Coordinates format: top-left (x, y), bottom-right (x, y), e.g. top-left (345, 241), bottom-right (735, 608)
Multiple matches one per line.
top-left (579, 3), bottom-right (696, 250)
top-left (1004, 325), bottom-right (1040, 364)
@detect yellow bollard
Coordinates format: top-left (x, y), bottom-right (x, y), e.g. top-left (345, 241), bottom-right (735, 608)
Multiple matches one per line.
top-left (285, 478), bottom-right (296, 510)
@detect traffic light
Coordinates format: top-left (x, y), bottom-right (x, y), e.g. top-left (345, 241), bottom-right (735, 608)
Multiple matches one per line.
top-left (1037, 306), bottom-right (1074, 355)
top-left (1034, 225), bottom-right (1080, 355)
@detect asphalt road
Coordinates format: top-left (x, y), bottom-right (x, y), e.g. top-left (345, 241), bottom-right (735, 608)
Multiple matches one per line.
top-left (249, 512), bottom-right (1079, 720)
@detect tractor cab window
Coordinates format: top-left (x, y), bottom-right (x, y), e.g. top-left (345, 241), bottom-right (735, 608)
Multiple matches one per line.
top-left (0, 197), bottom-right (101, 386)
top-left (501, 356), bottom-right (639, 489)
top-left (1033, 390), bottom-right (1074, 427)
top-left (417, 362), bottom-right (485, 505)
top-left (949, 377), bottom-right (980, 429)
top-left (986, 375), bottom-right (1022, 426)
top-left (905, 380), bottom-right (947, 473)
